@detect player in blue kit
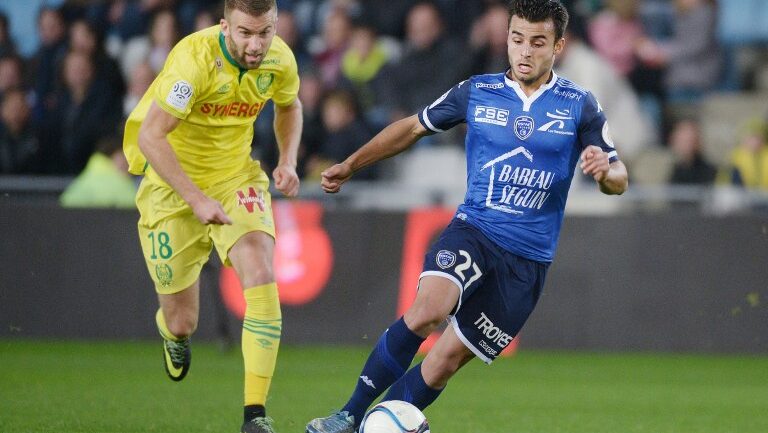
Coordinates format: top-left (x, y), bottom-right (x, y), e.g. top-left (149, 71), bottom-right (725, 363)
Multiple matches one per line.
top-left (306, 1), bottom-right (628, 432)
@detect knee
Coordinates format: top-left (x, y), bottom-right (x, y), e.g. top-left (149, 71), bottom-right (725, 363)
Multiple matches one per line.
top-left (404, 305), bottom-right (446, 337)
top-left (241, 241), bottom-right (275, 288)
top-left (166, 312), bottom-right (198, 338)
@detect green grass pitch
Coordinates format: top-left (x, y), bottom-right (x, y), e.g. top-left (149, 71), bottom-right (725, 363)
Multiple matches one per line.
top-left (1, 340), bottom-right (767, 433)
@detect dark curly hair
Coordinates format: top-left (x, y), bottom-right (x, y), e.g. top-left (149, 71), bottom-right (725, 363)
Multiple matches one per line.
top-left (507, 0), bottom-right (569, 41)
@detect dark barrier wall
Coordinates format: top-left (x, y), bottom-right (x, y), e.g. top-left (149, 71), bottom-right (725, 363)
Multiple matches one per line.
top-left (1, 203), bottom-right (766, 353)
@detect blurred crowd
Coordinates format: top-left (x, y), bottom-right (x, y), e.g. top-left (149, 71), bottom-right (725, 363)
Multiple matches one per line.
top-left (1, 0), bottom-right (768, 206)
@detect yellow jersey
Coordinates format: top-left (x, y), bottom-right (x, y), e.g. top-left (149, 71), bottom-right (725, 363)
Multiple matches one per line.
top-left (123, 25), bottom-right (299, 188)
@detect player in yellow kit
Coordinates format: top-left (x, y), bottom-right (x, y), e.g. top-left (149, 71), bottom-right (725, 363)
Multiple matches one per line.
top-left (123, 1), bottom-right (301, 432)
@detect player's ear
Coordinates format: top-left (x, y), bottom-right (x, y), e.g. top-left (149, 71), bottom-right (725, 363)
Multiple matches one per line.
top-left (553, 37), bottom-right (565, 56)
top-left (220, 18), bottom-right (229, 35)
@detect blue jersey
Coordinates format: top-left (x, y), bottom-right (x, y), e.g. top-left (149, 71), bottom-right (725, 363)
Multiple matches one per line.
top-left (418, 72), bottom-right (619, 262)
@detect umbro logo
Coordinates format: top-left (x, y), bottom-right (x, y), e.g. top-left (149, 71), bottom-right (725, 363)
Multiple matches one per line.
top-left (360, 375), bottom-right (376, 389)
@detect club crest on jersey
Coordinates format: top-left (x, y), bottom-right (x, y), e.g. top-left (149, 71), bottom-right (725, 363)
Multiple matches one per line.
top-left (256, 72), bottom-right (274, 93)
top-left (514, 116), bottom-right (534, 140)
top-left (436, 250), bottom-right (457, 269)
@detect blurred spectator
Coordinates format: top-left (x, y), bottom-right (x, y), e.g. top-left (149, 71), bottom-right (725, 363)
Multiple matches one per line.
top-left (30, 6), bottom-right (68, 123)
top-left (667, 119), bottom-right (716, 185)
top-left (0, 55), bottom-right (25, 100)
top-left (588, 0), bottom-right (644, 77)
top-left (589, 0), bottom-right (664, 136)
top-left (45, 51), bottom-right (123, 175)
top-left (259, 70), bottom-right (327, 179)
top-left (192, 4), bottom-right (218, 31)
top-left (376, 2), bottom-right (471, 121)
top-left (555, 31), bottom-right (655, 165)
top-left (106, 0), bottom-right (177, 43)
top-left (434, 0), bottom-right (487, 41)
top-left (120, 8), bottom-right (180, 78)
top-left (718, 118), bottom-right (768, 190)
top-left (0, 89), bottom-right (41, 174)
top-left (0, 11), bottom-right (17, 57)
top-left (60, 133), bottom-right (137, 208)
top-left (635, 0), bottom-right (722, 102)
top-left (310, 8), bottom-right (353, 87)
top-left (306, 89), bottom-right (375, 180)
top-left (123, 61), bottom-right (155, 117)
top-left (295, 0), bottom-right (360, 39)
top-left (277, 9), bottom-right (311, 71)
top-left (355, 0), bottom-right (412, 38)
top-left (295, 70), bottom-right (325, 179)
top-left (176, 0), bottom-right (220, 35)
top-left (469, 3), bottom-right (511, 75)
top-left (69, 18), bottom-right (126, 102)
top-left (341, 20), bottom-right (391, 115)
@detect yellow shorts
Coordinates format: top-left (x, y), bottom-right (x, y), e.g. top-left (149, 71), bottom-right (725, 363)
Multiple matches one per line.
top-left (136, 161), bottom-right (275, 294)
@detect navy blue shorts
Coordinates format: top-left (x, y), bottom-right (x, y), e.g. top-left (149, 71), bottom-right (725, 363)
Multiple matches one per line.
top-left (421, 218), bottom-right (548, 363)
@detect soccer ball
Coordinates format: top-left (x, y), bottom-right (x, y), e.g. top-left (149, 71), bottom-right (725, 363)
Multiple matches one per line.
top-left (359, 400), bottom-right (430, 433)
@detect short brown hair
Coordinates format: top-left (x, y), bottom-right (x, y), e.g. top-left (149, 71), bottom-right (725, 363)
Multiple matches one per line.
top-left (224, 0), bottom-right (276, 18)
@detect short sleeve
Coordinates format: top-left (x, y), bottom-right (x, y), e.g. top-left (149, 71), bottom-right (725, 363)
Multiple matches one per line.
top-left (578, 91), bottom-right (619, 162)
top-left (153, 42), bottom-right (207, 119)
top-left (271, 48), bottom-right (300, 107)
top-left (418, 80), bottom-right (470, 133)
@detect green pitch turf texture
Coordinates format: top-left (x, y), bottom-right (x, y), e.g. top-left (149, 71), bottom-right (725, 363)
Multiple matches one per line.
top-left (1, 340), bottom-right (766, 433)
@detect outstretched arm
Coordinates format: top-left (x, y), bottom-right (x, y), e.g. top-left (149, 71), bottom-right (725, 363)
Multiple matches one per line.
top-left (138, 101), bottom-right (232, 224)
top-left (580, 145), bottom-right (629, 195)
top-left (321, 114), bottom-right (430, 193)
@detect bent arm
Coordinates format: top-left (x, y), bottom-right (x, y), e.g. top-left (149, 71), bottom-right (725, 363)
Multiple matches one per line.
top-left (137, 102), bottom-right (204, 205)
top-left (346, 114), bottom-right (430, 172)
top-left (598, 160), bottom-right (628, 195)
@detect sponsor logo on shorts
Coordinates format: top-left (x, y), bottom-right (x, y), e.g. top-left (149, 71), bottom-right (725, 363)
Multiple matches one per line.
top-left (155, 263), bottom-right (174, 287)
top-left (436, 250), bottom-right (456, 269)
top-left (236, 187), bottom-right (266, 213)
top-left (478, 340), bottom-right (497, 356)
top-left (474, 312), bottom-right (513, 348)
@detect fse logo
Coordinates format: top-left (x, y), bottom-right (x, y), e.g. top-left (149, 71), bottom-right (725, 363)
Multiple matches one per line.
top-left (474, 105), bottom-right (509, 126)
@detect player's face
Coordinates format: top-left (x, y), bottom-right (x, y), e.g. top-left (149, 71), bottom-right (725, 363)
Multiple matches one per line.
top-left (506, 15), bottom-right (564, 89)
top-left (221, 8), bottom-right (277, 70)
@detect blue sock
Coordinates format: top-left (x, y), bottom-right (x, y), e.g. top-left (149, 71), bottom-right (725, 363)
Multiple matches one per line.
top-left (382, 363), bottom-right (443, 410)
top-left (342, 317), bottom-right (424, 425)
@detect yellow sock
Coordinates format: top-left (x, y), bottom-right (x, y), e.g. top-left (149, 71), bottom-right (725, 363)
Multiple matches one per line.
top-left (242, 283), bottom-right (282, 406)
top-left (155, 308), bottom-right (182, 341)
